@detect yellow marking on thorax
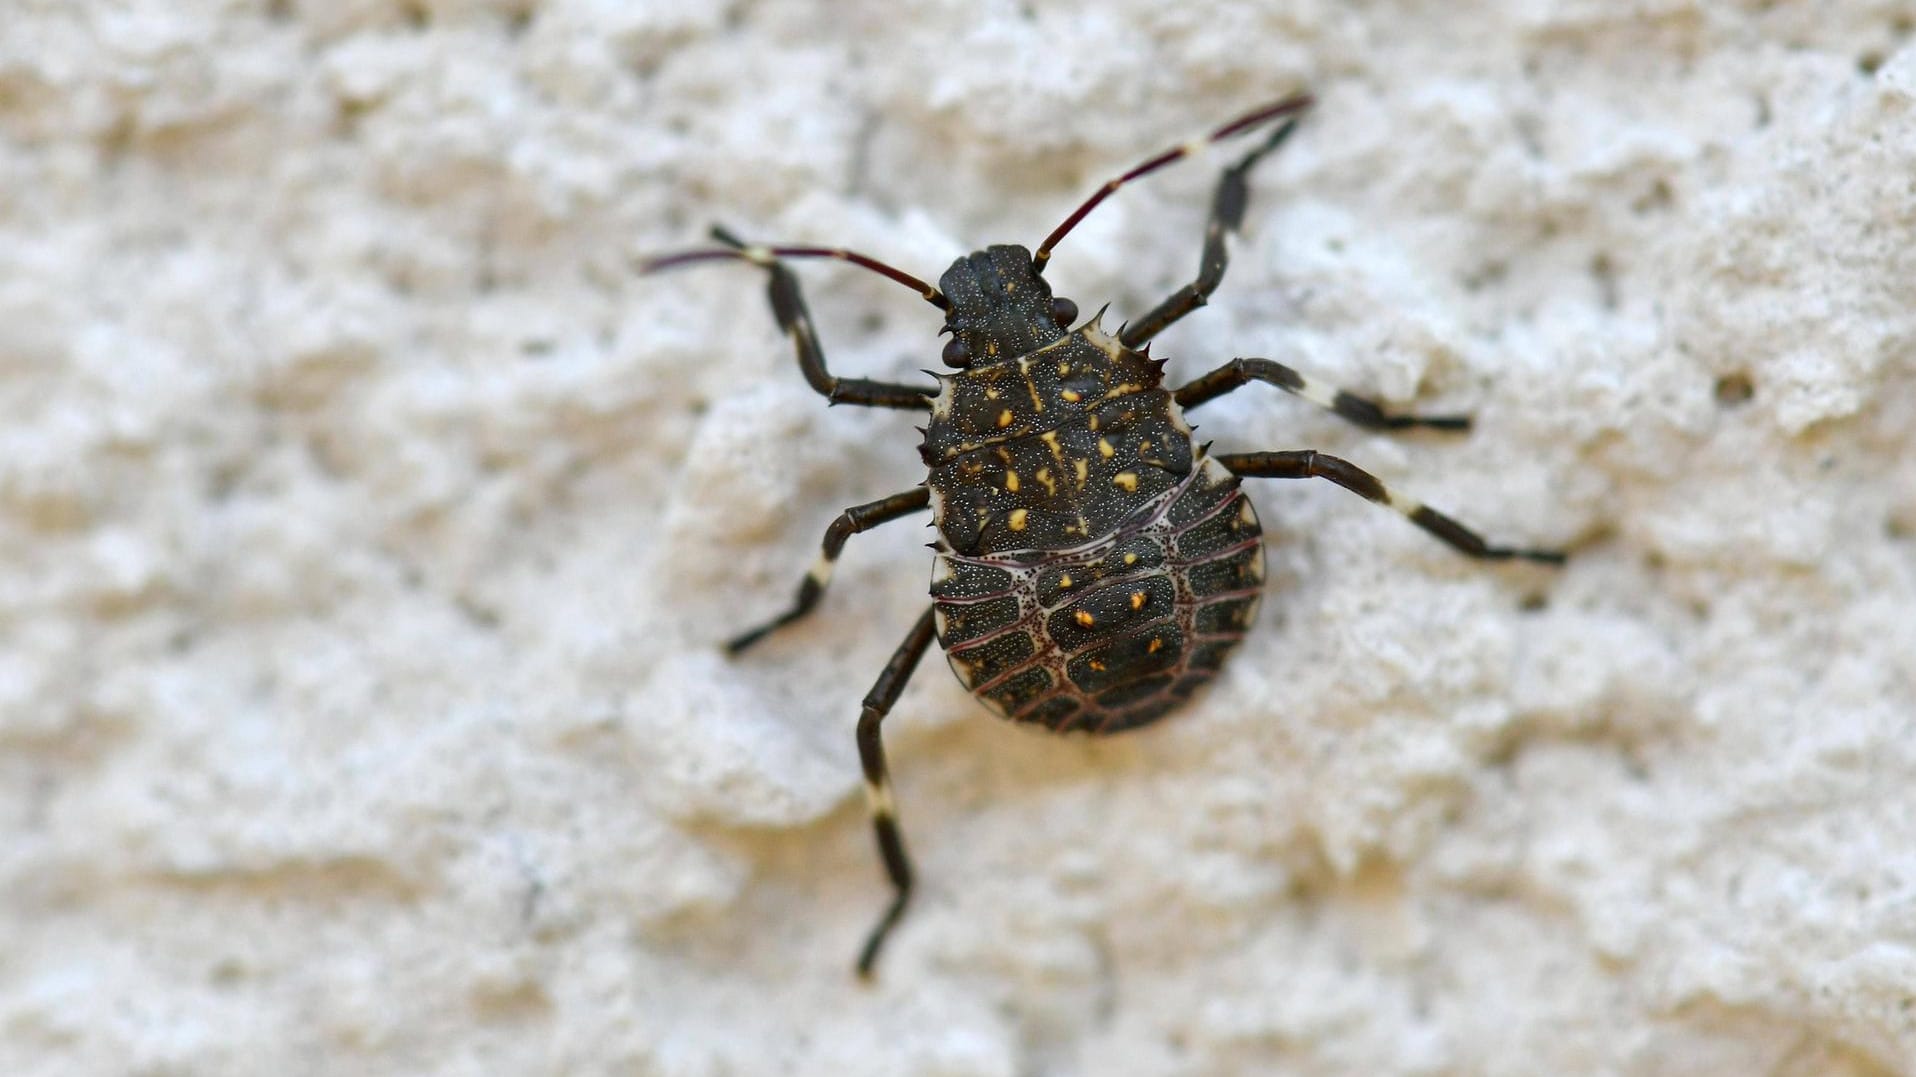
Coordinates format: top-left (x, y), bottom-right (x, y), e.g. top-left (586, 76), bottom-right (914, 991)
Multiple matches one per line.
top-left (1040, 430), bottom-right (1066, 466)
top-left (1005, 471), bottom-right (1020, 492)
top-left (1060, 389), bottom-right (1081, 402)
top-left (1113, 472), bottom-right (1139, 491)
top-left (1073, 458), bottom-right (1088, 486)
top-left (1081, 319), bottom-right (1125, 360)
top-left (1008, 508), bottom-right (1028, 531)
top-left (1098, 438), bottom-right (1115, 458)
top-left (1034, 467), bottom-right (1057, 495)
top-left (1020, 359), bottom-right (1045, 413)
top-left (997, 409), bottom-right (1014, 428)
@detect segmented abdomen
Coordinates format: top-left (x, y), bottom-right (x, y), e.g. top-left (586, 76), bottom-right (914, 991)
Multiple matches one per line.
top-left (930, 456), bottom-right (1264, 734)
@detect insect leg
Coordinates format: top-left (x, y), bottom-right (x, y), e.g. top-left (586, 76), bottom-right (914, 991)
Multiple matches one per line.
top-left (1119, 118), bottom-right (1303, 348)
top-left (727, 487), bottom-right (932, 653)
top-left (1176, 358), bottom-right (1472, 432)
top-left (1218, 450), bottom-right (1565, 564)
top-left (709, 227), bottom-right (937, 411)
top-left (853, 605), bottom-right (938, 979)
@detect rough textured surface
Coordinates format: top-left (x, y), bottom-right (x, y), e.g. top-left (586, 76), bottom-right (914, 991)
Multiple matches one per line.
top-left (4, 2), bottom-right (1915, 1074)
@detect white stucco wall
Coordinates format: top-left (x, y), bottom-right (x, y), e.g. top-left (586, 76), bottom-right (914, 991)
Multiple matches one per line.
top-left (4, 2), bottom-right (1915, 1074)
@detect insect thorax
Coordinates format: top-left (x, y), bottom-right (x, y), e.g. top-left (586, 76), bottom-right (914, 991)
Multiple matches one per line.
top-left (922, 318), bottom-right (1266, 733)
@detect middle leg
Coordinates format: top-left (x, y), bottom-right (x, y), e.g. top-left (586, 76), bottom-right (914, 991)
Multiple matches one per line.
top-left (1176, 357), bottom-right (1471, 432)
top-left (727, 486), bottom-right (932, 653)
top-left (1218, 450), bottom-right (1564, 563)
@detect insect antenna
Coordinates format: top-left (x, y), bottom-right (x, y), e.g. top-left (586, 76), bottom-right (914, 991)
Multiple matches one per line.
top-left (639, 226), bottom-right (950, 310)
top-left (1031, 92), bottom-right (1315, 274)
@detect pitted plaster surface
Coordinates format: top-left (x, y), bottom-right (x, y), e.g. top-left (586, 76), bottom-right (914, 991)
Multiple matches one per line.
top-left (3, 3), bottom-right (1915, 1075)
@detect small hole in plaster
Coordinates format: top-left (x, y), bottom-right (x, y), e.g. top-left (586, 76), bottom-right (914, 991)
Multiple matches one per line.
top-left (1859, 51), bottom-right (1887, 76)
top-left (1518, 592), bottom-right (1548, 613)
top-left (1590, 252), bottom-right (1618, 311)
top-left (1632, 178), bottom-right (1675, 215)
top-left (1462, 260), bottom-right (1508, 293)
top-left (1713, 372), bottom-right (1755, 407)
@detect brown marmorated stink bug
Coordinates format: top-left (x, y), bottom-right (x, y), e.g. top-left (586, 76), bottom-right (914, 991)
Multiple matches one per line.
top-left (643, 94), bottom-right (1564, 977)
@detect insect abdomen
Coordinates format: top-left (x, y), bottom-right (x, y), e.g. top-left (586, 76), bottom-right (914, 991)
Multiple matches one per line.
top-left (931, 456), bottom-right (1265, 734)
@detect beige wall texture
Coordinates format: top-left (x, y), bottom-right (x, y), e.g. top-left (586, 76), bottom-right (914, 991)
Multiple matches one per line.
top-left (4, 2), bottom-right (1916, 1074)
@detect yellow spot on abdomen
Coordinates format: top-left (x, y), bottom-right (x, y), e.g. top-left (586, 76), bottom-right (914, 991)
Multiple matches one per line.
top-left (1060, 389), bottom-right (1081, 403)
top-left (1075, 610), bottom-right (1095, 627)
top-left (1098, 438), bottom-right (1115, 458)
top-left (997, 409), bottom-right (1014, 428)
top-left (1147, 637), bottom-right (1163, 654)
top-left (1058, 573), bottom-right (1073, 589)
top-left (1123, 552), bottom-right (1138, 566)
top-left (1113, 472), bottom-right (1139, 491)
top-left (1008, 508), bottom-right (1028, 531)
top-left (1130, 591), bottom-right (1146, 610)
top-left (1005, 471), bottom-right (1020, 492)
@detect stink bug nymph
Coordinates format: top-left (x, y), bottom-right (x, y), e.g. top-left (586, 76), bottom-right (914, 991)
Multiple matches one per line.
top-left (642, 94), bottom-right (1565, 977)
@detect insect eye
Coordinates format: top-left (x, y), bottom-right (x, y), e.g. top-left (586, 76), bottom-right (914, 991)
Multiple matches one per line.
top-left (1051, 297), bottom-right (1079, 328)
top-left (941, 335), bottom-right (970, 367)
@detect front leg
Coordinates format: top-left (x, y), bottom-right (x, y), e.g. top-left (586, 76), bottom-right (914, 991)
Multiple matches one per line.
top-left (1118, 117), bottom-right (1303, 349)
top-left (709, 227), bottom-right (938, 411)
